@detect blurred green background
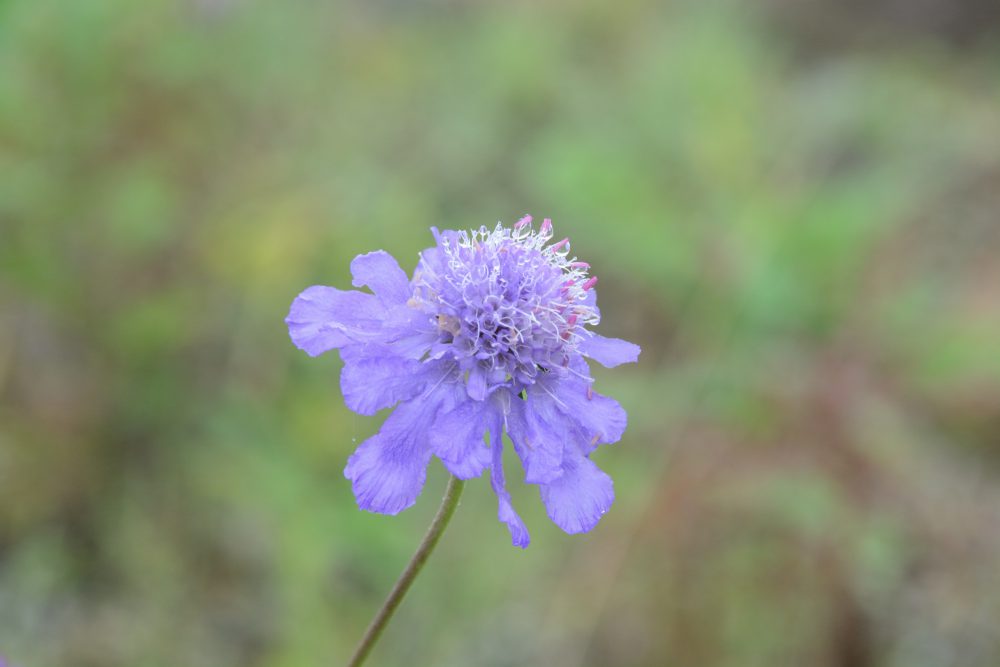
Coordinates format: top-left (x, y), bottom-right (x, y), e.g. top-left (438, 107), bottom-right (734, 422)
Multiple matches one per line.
top-left (2, 0), bottom-right (1000, 665)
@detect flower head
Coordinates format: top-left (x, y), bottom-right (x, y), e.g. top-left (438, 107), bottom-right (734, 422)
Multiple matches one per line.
top-left (286, 217), bottom-right (640, 547)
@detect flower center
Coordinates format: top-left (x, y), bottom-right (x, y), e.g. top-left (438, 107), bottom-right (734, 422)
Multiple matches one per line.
top-left (414, 217), bottom-right (599, 391)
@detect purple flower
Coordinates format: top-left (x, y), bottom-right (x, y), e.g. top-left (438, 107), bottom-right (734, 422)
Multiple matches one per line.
top-left (286, 218), bottom-right (639, 547)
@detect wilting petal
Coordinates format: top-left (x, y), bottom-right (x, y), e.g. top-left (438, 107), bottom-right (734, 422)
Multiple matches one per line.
top-left (579, 333), bottom-right (640, 368)
top-left (341, 353), bottom-right (447, 416)
top-left (286, 286), bottom-right (388, 356)
top-left (428, 393), bottom-right (496, 479)
top-left (490, 424), bottom-right (530, 548)
top-left (344, 395), bottom-right (448, 515)
top-left (351, 250), bottom-right (412, 306)
top-left (540, 447), bottom-right (614, 534)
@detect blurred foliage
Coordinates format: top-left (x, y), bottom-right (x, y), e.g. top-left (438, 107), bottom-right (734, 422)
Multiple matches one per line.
top-left (2, 0), bottom-right (1000, 666)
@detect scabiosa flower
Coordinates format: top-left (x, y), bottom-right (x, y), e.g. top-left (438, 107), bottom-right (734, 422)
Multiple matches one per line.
top-left (286, 217), bottom-right (639, 547)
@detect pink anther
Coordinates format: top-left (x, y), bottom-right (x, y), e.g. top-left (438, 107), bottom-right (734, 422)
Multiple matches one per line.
top-left (582, 276), bottom-right (598, 291)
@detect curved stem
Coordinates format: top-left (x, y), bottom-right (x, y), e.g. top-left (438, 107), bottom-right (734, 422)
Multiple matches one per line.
top-left (346, 475), bottom-right (466, 667)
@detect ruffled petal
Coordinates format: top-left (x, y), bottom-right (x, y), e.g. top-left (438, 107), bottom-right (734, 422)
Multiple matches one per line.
top-left (344, 394), bottom-right (450, 515)
top-left (506, 394), bottom-right (566, 485)
top-left (543, 363), bottom-right (627, 448)
top-left (351, 250), bottom-right (412, 306)
top-left (341, 352), bottom-right (447, 416)
top-left (490, 422), bottom-right (530, 548)
top-left (573, 389), bottom-right (627, 449)
top-left (428, 393), bottom-right (496, 479)
top-left (540, 447), bottom-right (615, 534)
top-left (286, 286), bottom-right (387, 356)
top-left (579, 333), bottom-right (640, 368)
top-left (379, 307), bottom-right (439, 360)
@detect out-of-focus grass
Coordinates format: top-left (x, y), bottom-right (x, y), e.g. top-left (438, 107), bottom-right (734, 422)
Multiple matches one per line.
top-left (1, 1), bottom-right (999, 666)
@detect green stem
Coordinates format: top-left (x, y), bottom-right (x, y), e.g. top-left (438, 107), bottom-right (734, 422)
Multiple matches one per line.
top-left (346, 475), bottom-right (466, 667)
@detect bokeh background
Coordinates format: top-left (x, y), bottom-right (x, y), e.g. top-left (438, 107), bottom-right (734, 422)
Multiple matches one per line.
top-left (3, 0), bottom-right (1000, 665)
